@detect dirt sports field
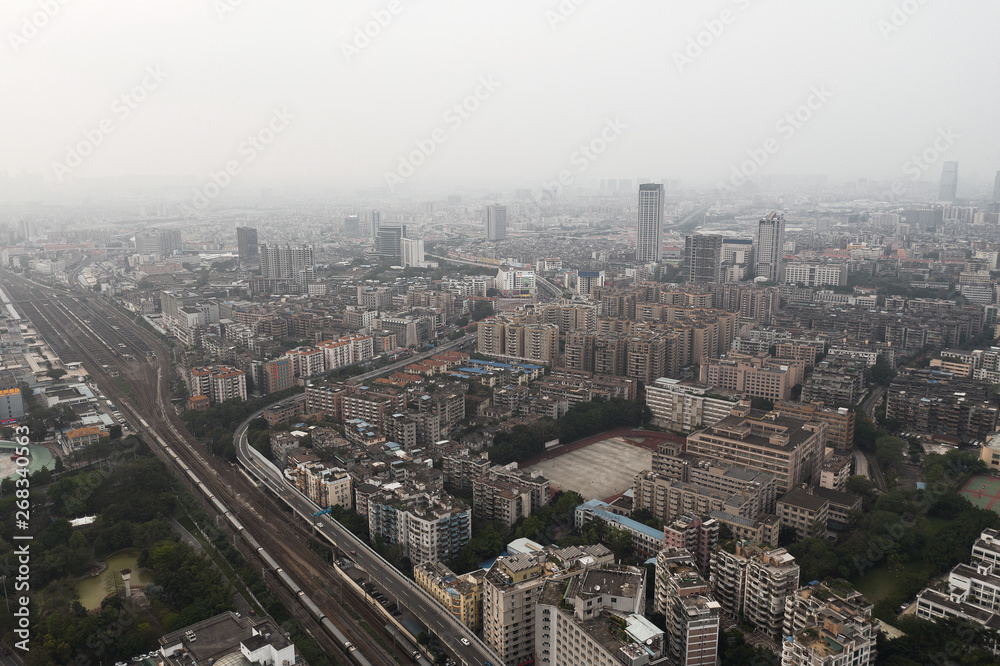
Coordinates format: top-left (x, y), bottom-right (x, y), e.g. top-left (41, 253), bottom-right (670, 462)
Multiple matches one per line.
top-left (523, 429), bottom-right (682, 502)
top-left (960, 474), bottom-right (1000, 514)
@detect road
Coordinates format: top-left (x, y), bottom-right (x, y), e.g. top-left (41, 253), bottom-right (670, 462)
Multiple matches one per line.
top-left (858, 386), bottom-right (889, 491)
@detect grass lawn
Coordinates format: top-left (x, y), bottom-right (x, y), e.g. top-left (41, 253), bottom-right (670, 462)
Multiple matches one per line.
top-left (854, 560), bottom-right (930, 603)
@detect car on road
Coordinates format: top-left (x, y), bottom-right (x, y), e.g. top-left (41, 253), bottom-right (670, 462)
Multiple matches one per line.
top-left (315, 522), bottom-right (324, 529)
top-left (460, 638), bottom-right (470, 646)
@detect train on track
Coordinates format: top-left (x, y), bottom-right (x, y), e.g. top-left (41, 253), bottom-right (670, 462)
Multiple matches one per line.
top-left (133, 415), bottom-right (375, 666)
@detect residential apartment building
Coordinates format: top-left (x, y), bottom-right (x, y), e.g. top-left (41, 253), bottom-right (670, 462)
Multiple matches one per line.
top-left (483, 551), bottom-right (556, 666)
top-left (887, 369), bottom-right (999, 443)
top-left (776, 489), bottom-right (830, 540)
top-left (654, 549), bottom-right (721, 666)
top-left (782, 581), bottom-right (876, 666)
top-left (286, 459), bottom-right (352, 510)
top-left (414, 561), bottom-right (484, 632)
top-left (684, 404), bottom-right (826, 492)
top-left (367, 486), bottom-right (471, 565)
top-left (710, 542), bottom-right (799, 640)
top-left (773, 400), bottom-right (855, 452)
top-left (187, 365), bottom-right (247, 404)
top-left (645, 378), bottom-right (739, 432)
top-left (535, 565), bottom-right (658, 666)
top-left (699, 353), bottom-right (801, 401)
top-left (782, 263), bottom-right (848, 287)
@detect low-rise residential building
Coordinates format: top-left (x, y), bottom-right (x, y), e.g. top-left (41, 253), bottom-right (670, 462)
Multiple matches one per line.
top-left (575, 499), bottom-right (666, 556)
top-left (777, 489), bottom-right (829, 540)
top-left (782, 581), bottom-right (877, 666)
top-left (414, 561), bottom-right (484, 632)
top-left (812, 487), bottom-right (862, 531)
top-left (820, 454), bottom-right (853, 492)
top-left (65, 425), bottom-right (104, 450)
top-left (286, 458), bottom-right (352, 509)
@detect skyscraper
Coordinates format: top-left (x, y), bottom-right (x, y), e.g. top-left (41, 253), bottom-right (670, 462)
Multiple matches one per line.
top-left (344, 215), bottom-right (361, 238)
top-left (484, 204), bottom-right (507, 241)
top-left (993, 171), bottom-right (1000, 202)
top-left (939, 161), bottom-right (959, 201)
top-left (754, 212), bottom-right (785, 283)
top-left (684, 234), bottom-right (723, 284)
top-left (400, 237), bottom-right (424, 267)
top-left (636, 183), bottom-right (663, 263)
top-left (375, 223), bottom-right (406, 259)
top-left (369, 210), bottom-right (381, 238)
top-left (236, 227), bottom-right (258, 266)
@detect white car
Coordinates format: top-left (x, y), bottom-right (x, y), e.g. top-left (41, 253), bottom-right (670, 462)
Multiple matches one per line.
top-left (460, 638), bottom-right (470, 646)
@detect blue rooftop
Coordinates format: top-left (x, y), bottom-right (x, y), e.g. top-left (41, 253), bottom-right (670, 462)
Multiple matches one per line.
top-left (578, 500), bottom-right (664, 541)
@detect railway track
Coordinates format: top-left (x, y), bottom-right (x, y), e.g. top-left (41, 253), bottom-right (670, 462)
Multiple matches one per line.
top-left (2, 274), bottom-right (398, 666)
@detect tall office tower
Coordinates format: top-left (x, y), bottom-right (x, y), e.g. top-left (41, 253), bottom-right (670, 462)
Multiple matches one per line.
top-left (754, 212), bottom-right (785, 282)
top-left (369, 210), bottom-right (381, 238)
top-left (484, 204), bottom-right (507, 241)
top-left (636, 183), bottom-right (664, 263)
top-left (375, 223), bottom-right (406, 259)
top-left (994, 171), bottom-right (1000, 202)
top-left (260, 244), bottom-right (315, 286)
top-left (939, 161), bottom-right (959, 201)
top-left (236, 227), bottom-right (258, 266)
top-left (684, 234), bottom-right (723, 284)
top-left (344, 215), bottom-right (361, 238)
top-left (400, 237), bottom-right (424, 267)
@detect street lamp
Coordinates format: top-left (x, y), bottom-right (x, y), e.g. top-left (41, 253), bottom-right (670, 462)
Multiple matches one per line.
top-left (0, 574), bottom-right (8, 613)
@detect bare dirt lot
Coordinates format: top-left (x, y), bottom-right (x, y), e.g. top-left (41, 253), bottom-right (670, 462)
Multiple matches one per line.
top-left (525, 437), bottom-right (653, 501)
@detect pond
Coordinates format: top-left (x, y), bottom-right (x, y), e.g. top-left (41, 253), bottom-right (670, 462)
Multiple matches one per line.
top-left (0, 440), bottom-right (55, 479)
top-left (73, 549), bottom-right (155, 610)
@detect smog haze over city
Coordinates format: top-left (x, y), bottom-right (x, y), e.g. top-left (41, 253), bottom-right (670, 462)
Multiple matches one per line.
top-left (1, 0), bottom-right (998, 193)
top-left (5, 3), bottom-right (1000, 666)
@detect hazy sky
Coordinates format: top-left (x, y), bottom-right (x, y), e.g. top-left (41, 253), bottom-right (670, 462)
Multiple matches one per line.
top-left (3, 0), bottom-right (997, 193)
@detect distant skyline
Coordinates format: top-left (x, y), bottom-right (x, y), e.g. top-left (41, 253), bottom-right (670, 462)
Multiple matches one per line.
top-left (2, 1), bottom-right (997, 193)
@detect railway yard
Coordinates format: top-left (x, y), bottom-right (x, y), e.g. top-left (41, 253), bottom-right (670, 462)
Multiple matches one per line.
top-left (2, 272), bottom-right (432, 666)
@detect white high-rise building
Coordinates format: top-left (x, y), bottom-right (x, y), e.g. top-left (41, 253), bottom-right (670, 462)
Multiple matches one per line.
top-left (401, 238), bottom-right (425, 267)
top-left (636, 183), bottom-right (664, 263)
top-left (485, 204), bottom-right (507, 241)
top-left (754, 212), bottom-right (785, 283)
top-left (259, 244), bottom-right (315, 286)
